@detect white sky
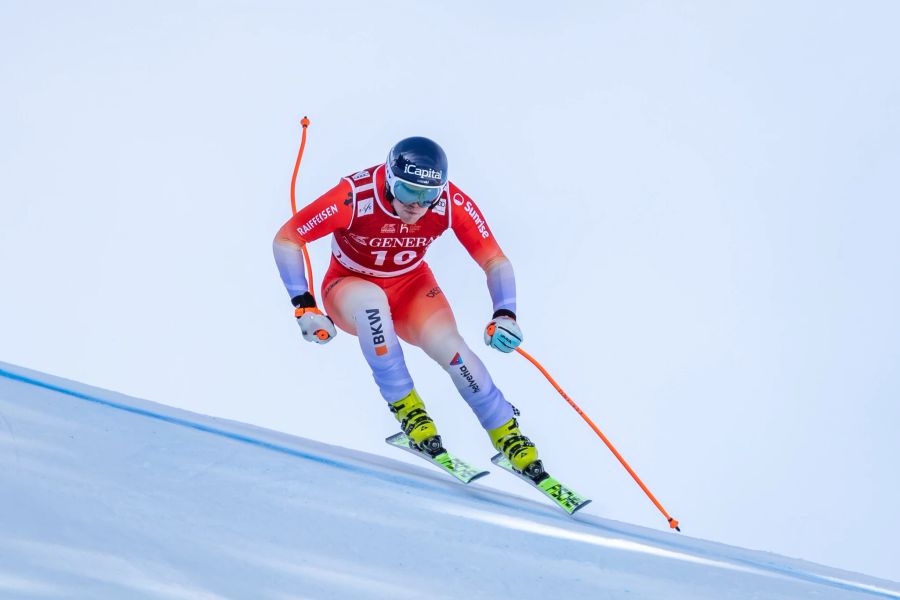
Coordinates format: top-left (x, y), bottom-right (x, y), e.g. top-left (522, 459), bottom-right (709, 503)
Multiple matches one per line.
top-left (2, 0), bottom-right (899, 583)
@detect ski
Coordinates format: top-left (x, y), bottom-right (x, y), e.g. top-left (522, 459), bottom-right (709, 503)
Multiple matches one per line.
top-left (491, 453), bottom-right (591, 515)
top-left (386, 432), bottom-right (490, 484)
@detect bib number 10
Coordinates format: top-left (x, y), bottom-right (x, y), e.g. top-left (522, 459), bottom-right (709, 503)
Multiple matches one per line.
top-left (371, 249), bottom-right (418, 267)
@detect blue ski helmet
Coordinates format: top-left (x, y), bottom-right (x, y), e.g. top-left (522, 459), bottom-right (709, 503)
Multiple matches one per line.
top-left (385, 136), bottom-right (448, 207)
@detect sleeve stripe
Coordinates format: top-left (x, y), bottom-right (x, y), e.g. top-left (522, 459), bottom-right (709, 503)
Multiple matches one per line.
top-left (343, 177), bottom-right (357, 230)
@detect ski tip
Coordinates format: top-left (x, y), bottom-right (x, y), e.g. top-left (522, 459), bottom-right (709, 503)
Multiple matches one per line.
top-left (570, 499), bottom-right (592, 515)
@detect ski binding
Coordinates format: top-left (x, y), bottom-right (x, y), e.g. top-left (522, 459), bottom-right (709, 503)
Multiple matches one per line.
top-left (386, 432), bottom-right (490, 484)
top-left (491, 453), bottom-right (591, 515)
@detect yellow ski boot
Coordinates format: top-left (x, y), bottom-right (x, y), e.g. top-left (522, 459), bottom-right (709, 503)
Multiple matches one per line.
top-left (389, 389), bottom-right (443, 456)
top-left (488, 418), bottom-right (543, 479)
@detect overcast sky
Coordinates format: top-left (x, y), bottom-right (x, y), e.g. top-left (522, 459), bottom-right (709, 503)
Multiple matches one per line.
top-left (2, 0), bottom-right (899, 583)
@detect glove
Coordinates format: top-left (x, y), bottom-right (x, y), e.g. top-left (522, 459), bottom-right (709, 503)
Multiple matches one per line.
top-left (484, 310), bottom-right (523, 353)
top-left (292, 293), bottom-right (336, 344)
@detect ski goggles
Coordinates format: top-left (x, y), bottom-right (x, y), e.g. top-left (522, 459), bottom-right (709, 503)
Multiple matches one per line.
top-left (386, 168), bottom-right (444, 207)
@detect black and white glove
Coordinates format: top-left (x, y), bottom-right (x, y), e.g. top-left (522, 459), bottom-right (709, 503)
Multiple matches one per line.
top-left (484, 309), bottom-right (523, 353)
top-left (292, 292), bottom-right (336, 344)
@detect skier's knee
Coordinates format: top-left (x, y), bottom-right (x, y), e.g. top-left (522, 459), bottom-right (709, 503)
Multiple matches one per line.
top-left (420, 327), bottom-right (465, 364)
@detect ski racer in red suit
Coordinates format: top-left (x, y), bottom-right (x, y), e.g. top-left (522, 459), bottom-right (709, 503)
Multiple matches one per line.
top-left (273, 137), bottom-right (542, 475)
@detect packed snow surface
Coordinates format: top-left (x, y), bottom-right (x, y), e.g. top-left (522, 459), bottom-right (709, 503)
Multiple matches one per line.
top-left (1, 362), bottom-right (898, 600)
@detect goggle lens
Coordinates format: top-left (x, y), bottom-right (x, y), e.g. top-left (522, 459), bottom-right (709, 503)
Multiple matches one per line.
top-left (392, 180), bottom-right (443, 207)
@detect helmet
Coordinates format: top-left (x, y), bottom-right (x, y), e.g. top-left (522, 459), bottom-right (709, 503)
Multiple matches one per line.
top-left (385, 136), bottom-right (448, 207)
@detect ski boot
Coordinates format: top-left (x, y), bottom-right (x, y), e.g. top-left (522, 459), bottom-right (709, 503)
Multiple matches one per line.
top-left (488, 417), bottom-right (545, 481)
top-left (389, 389), bottom-right (443, 457)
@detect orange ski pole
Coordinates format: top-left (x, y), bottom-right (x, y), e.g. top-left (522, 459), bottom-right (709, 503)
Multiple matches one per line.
top-left (289, 116), bottom-right (316, 302)
top-left (515, 346), bottom-right (681, 531)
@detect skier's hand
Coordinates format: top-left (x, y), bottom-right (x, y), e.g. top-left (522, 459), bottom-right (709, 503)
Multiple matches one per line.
top-left (292, 293), bottom-right (336, 344)
top-left (484, 311), bottom-right (523, 353)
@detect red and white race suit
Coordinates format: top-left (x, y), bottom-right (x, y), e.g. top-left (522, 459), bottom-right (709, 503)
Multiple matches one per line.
top-left (274, 164), bottom-right (517, 429)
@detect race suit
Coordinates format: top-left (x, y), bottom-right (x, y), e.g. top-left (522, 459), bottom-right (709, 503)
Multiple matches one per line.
top-left (273, 163), bottom-right (517, 429)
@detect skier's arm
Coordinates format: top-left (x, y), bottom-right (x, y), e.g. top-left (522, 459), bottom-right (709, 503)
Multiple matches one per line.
top-left (450, 187), bottom-right (523, 353)
top-left (449, 185), bottom-right (517, 316)
top-left (272, 179), bottom-right (353, 300)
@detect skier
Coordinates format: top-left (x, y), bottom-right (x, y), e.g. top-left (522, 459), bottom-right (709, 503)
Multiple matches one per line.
top-left (273, 136), bottom-right (543, 477)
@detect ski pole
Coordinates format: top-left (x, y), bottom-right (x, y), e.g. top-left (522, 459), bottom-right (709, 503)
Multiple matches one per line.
top-left (289, 116), bottom-right (316, 302)
top-left (514, 346), bottom-right (681, 531)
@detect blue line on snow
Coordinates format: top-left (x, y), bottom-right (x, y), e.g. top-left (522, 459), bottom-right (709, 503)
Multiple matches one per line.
top-left (2, 366), bottom-right (898, 598)
top-left (0, 367), bottom-right (448, 494)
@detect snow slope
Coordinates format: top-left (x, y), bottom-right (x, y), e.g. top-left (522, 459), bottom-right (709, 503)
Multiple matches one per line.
top-left (1, 362), bottom-right (898, 600)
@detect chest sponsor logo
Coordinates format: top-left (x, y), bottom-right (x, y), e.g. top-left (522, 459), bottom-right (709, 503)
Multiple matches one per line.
top-left (399, 223), bottom-right (421, 234)
top-left (367, 236), bottom-right (438, 248)
top-left (380, 223), bottom-right (397, 234)
top-left (347, 233), bottom-right (370, 245)
top-left (351, 170), bottom-right (370, 181)
top-left (297, 203), bottom-right (339, 236)
top-left (357, 199), bottom-right (374, 217)
top-left (365, 308), bottom-right (388, 356)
